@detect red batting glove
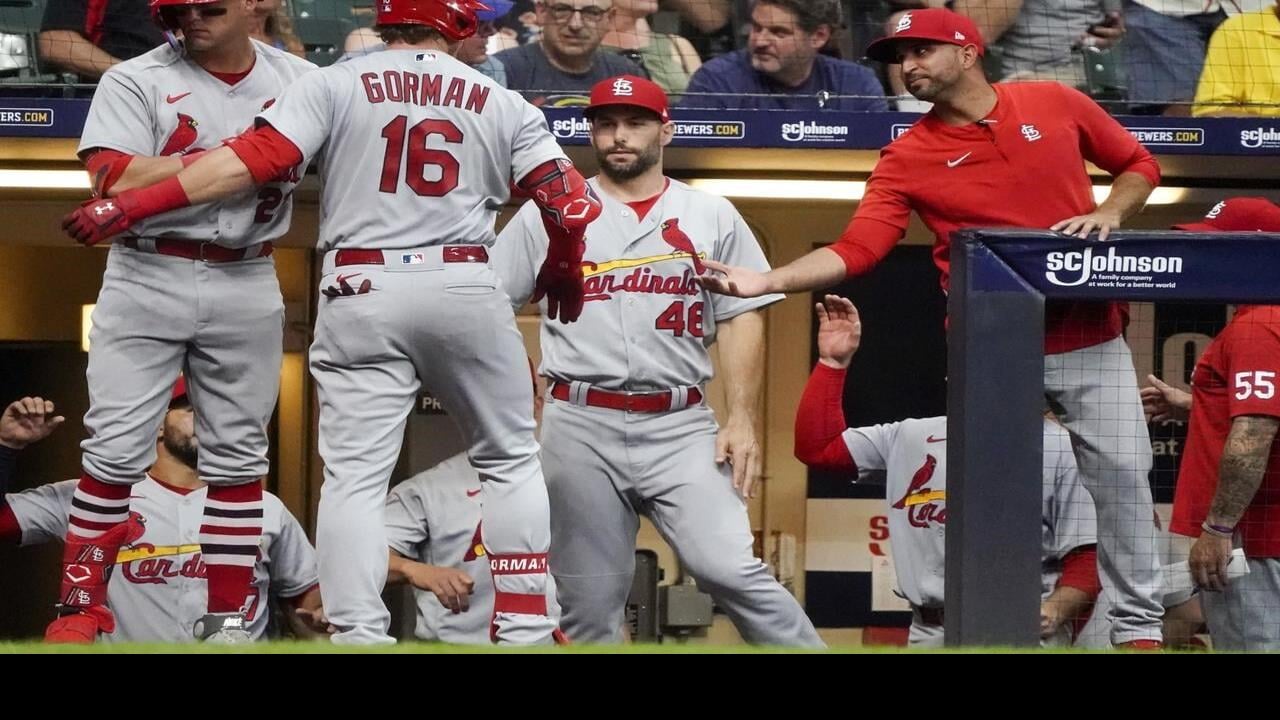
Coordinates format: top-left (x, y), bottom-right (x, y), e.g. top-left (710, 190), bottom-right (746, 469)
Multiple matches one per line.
top-left (62, 191), bottom-right (141, 246)
top-left (531, 214), bottom-right (587, 324)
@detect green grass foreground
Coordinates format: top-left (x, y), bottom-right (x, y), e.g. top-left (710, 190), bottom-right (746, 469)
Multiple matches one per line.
top-left (0, 641), bottom-right (1143, 654)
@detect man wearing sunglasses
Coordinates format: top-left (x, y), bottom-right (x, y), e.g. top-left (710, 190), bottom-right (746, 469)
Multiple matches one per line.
top-left (495, 0), bottom-right (643, 106)
top-left (45, 0), bottom-right (314, 644)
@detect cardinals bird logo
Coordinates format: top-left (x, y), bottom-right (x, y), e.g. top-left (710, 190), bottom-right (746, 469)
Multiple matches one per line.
top-left (893, 454), bottom-right (937, 510)
top-left (160, 113), bottom-right (199, 156)
top-left (659, 218), bottom-right (705, 274)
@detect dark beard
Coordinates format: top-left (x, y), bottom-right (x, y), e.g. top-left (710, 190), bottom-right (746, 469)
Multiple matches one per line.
top-left (163, 434), bottom-right (199, 471)
top-left (598, 145), bottom-right (660, 182)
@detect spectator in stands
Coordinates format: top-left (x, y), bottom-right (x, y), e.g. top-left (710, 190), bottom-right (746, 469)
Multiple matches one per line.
top-left (506, 0), bottom-right (543, 44)
top-left (38, 0), bottom-right (164, 79)
top-left (1191, 0), bottom-right (1280, 117)
top-left (665, 0), bottom-right (732, 58)
top-left (250, 0), bottom-right (304, 57)
top-left (1123, 0), bottom-right (1272, 115)
top-left (682, 0), bottom-right (887, 110)
top-left (601, 0), bottom-right (700, 94)
top-left (496, 0), bottom-right (643, 106)
top-left (665, 0), bottom-right (729, 35)
top-left (342, 0), bottom-right (514, 86)
top-left (953, 0), bottom-right (1125, 88)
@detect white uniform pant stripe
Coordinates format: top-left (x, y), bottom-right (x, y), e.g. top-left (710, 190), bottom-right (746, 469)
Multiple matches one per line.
top-left (201, 553), bottom-right (258, 568)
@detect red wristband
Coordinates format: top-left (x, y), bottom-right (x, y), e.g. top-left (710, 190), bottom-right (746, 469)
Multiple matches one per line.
top-left (128, 175), bottom-right (192, 220)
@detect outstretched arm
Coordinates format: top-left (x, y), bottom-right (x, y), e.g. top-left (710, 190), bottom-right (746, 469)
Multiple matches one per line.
top-left (62, 125), bottom-right (302, 246)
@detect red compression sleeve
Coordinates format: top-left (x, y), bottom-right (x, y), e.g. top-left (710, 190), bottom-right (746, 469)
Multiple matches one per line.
top-left (795, 362), bottom-right (857, 472)
top-left (224, 124), bottom-right (304, 185)
top-left (83, 148), bottom-right (133, 196)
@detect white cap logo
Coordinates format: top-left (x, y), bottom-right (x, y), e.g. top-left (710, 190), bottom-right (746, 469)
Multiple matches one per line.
top-left (611, 78), bottom-right (634, 96)
top-left (896, 13), bottom-right (912, 33)
top-left (1206, 201), bottom-right (1226, 219)
top-left (955, 31), bottom-right (966, 40)
top-left (381, 0), bottom-right (392, 11)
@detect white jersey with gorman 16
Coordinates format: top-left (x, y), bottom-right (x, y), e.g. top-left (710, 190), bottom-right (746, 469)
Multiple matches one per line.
top-left (6, 477), bottom-right (318, 643)
top-left (495, 178), bottom-right (782, 390)
top-left (257, 49), bottom-right (566, 252)
top-left (841, 417), bottom-right (1098, 609)
top-left (79, 40), bottom-right (314, 248)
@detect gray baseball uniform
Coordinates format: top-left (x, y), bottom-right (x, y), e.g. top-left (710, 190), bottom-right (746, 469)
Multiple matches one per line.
top-left (842, 416), bottom-right (1098, 647)
top-left (257, 49), bottom-right (567, 644)
top-left (494, 178), bottom-right (824, 646)
top-left (6, 477), bottom-right (317, 642)
top-left (78, 40), bottom-right (313, 487)
top-left (385, 452), bottom-right (560, 644)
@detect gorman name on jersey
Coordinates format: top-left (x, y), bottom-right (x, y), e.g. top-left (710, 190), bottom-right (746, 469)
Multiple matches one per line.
top-left (360, 67), bottom-right (492, 114)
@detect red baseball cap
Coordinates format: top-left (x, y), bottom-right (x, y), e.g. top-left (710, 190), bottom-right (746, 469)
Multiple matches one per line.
top-left (585, 75), bottom-right (670, 123)
top-left (1173, 197), bottom-right (1280, 233)
top-left (171, 375), bottom-right (188, 404)
top-left (866, 8), bottom-right (985, 63)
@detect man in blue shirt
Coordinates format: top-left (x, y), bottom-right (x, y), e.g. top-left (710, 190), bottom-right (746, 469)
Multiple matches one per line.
top-left (683, 0), bottom-right (887, 111)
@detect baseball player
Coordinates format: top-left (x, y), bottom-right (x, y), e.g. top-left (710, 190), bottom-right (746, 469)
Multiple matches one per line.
top-left (493, 75), bottom-right (824, 646)
top-left (795, 295), bottom-right (1102, 647)
top-left (386, 452), bottom-right (564, 643)
top-left (63, 0), bottom-right (603, 645)
top-left (47, 0), bottom-right (315, 643)
top-left (1144, 198), bottom-right (1280, 651)
top-left (384, 369), bottom-right (561, 643)
top-left (697, 7), bottom-right (1166, 648)
top-left (0, 383), bottom-right (324, 643)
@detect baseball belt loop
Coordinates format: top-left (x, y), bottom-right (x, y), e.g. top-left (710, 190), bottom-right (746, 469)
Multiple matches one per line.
top-left (134, 237), bottom-right (158, 254)
top-left (567, 381), bottom-right (591, 407)
top-left (668, 386), bottom-right (689, 411)
top-left (242, 243), bottom-right (263, 260)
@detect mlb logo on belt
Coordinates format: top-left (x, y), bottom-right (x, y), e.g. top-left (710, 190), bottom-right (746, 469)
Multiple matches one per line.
top-left (401, 253), bottom-right (425, 264)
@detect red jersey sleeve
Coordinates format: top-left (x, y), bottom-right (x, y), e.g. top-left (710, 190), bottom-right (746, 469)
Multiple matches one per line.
top-left (1226, 312), bottom-right (1280, 420)
top-left (828, 216), bottom-right (904, 278)
top-left (830, 156), bottom-right (910, 277)
top-left (1058, 84), bottom-right (1161, 188)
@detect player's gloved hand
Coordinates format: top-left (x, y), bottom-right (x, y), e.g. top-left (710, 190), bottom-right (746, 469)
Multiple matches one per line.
top-left (63, 191), bottom-right (143, 246)
top-left (532, 214), bottom-right (587, 324)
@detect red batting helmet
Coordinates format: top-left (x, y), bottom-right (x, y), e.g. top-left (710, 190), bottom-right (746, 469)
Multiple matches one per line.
top-left (150, 0), bottom-right (223, 31)
top-left (375, 0), bottom-right (491, 41)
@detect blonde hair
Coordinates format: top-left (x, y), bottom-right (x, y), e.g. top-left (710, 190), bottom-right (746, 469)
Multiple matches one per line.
top-left (266, 4), bottom-right (305, 56)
